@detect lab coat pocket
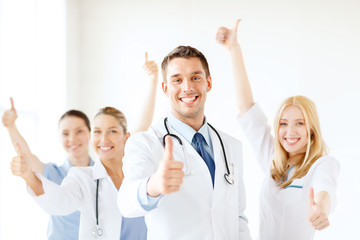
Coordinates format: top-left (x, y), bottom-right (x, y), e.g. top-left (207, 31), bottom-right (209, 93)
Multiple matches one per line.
top-left (280, 178), bottom-right (304, 204)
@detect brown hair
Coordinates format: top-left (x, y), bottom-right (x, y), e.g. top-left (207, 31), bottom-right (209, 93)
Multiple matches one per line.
top-left (161, 46), bottom-right (210, 82)
top-left (59, 110), bottom-right (91, 131)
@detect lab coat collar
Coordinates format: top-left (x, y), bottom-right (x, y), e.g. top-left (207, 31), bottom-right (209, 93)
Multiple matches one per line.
top-left (167, 112), bottom-right (212, 149)
top-left (92, 160), bottom-right (109, 180)
top-left (62, 157), bottom-right (95, 170)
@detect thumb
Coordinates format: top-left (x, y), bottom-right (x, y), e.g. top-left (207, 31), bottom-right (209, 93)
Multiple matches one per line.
top-left (308, 187), bottom-right (315, 208)
top-left (10, 97), bottom-right (15, 110)
top-left (14, 142), bottom-right (24, 157)
top-left (233, 19), bottom-right (241, 35)
top-left (145, 52), bottom-right (148, 62)
top-left (164, 135), bottom-right (174, 161)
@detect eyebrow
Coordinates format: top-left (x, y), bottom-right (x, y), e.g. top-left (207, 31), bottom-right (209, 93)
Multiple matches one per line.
top-left (280, 119), bottom-right (305, 121)
top-left (170, 71), bottom-right (205, 79)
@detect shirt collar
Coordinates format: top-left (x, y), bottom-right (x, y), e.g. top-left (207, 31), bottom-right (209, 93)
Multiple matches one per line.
top-left (167, 112), bottom-right (211, 147)
top-left (92, 160), bottom-right (109, 180)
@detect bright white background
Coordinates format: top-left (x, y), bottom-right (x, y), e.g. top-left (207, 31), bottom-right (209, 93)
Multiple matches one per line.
top-left (1, 0), bottom-right (359, 239)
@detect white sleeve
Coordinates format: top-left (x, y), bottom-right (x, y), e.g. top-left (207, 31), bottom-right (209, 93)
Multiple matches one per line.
top-left (118, 132), bottom-right (159, 217)
top-left (311, 157), bottom-right (340, 213)
top-left (28, 168), bottom-right (83, 215)
top-left (236, 103), bottom-right (275, 173)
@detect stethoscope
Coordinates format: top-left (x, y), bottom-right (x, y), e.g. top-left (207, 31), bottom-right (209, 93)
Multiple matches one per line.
top-left (93, 179), bottom-right (103, 238)
top-left (163, 117), bottom-right (234, 185)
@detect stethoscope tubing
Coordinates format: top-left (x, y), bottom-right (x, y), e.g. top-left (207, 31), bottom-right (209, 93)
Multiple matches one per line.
top-left (162, 117), bottom-right (234, 185)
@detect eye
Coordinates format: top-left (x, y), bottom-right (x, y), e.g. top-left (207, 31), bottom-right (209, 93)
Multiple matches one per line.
top-left (77, 129), bottom-right (83, 134)
top-left (93, 130), bottom-right (101, 134)
top-left (172, 78), bottom-right (181, 83)
top-left (110, 130), bottom-right (117, 134)
top-left (192, 76), bottom-right (201, 81)
top-left (62, 132), bottom-right (69, 136)
top-left (296, 122), bottom-right (304, 126)
top-left (279, 122), bottom-right (287, 126)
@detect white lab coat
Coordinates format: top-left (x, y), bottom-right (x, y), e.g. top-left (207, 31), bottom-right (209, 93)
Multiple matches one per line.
top-left (30, 160), bottom-right (122, 240)
top-left (238, 103), bottom-right (340, 240)
top-left (118, 118), bottom-right (251, 240)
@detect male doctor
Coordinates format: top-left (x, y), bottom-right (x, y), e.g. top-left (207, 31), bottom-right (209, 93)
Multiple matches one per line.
top-left (118, 38), bottom-right (251, 239)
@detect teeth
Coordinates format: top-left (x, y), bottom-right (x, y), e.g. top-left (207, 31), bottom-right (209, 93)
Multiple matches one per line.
top-left (181, 97), bottom-right (196, 103)
top-left (286, 138), bottom-right (299, 143)
top-left (99, 146), bottom-right (111, 151)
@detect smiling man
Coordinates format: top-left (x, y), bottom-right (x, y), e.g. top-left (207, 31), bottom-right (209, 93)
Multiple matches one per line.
top-left (118, 46), bottom-right (251, 240)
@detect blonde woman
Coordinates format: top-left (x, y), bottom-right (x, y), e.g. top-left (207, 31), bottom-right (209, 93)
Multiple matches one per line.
top-left (216, 20), bottom-right (339, 239)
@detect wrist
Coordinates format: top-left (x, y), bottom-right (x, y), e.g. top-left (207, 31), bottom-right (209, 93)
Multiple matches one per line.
top-left (146, 176), bottom-right (161, 197)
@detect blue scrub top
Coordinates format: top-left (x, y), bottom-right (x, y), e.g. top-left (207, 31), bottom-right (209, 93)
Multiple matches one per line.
top-left (44, 158), bottom-right (94, 240)
top-left (121, 216), bottom-right (147, 240)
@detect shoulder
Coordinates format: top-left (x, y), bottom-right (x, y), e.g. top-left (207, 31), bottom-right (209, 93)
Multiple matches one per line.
top-left (127, 122), bottom-right (164, 147)
top-left (311, 156), bottom-right (340, 170)
top-left (308, 155), bottom-right (340, 177)
top-left (213, 128), bottom-right (242, 145)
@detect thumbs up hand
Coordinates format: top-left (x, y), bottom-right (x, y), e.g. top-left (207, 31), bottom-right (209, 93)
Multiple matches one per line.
top-left (10, 143), bottom-right (33, 180)
top-left (2, 97), bottom-right (18, 128)
top-left (308, 187), bottom-right (330, 230)
top-left (143, 52), bottom-right (158, 83)
top-left (216, 19), bottom-right (241, 51)
top-left (147, 136), bottom-right (185, 197)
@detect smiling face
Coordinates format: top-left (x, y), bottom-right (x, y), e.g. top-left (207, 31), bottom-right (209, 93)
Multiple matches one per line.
top-left (59, 116), bottom-right (90, 161)
top-left (278, 105), bottom-right (308, 157)
top-left (162, 57), bottom-right (212, 130)
top-left (91, 114), bottom-right (129, 162)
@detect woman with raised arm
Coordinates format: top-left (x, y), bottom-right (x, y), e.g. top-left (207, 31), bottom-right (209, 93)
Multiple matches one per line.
top-left (3, 98), bottom-right (93, 240)
top-left (216, 19), bottom-right (339, 239)
top-left (5, 52), bottom-right (158, 239)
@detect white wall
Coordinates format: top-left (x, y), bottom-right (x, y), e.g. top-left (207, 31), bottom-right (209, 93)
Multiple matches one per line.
top-left (0, 0), bottom-right (359, 239)
top-left (67, 0), bottom-right (360, 239)
top-left (0, 0), bottom-right (67, 239)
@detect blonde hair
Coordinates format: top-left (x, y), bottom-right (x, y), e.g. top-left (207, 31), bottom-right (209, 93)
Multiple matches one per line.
top-left (271, 96), bottom-right (327, 188)
top-left (94, 107), bottom-right (127, 133)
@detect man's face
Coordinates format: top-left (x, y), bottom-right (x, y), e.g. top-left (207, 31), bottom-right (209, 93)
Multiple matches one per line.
top-left (162, 57), bottom-right (212, 126)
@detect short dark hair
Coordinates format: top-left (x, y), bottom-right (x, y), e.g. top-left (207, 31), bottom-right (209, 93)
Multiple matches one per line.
top-left (161, 46), bottom-right (210, 82)
top-left (59, 110), bottom-right (91, 131)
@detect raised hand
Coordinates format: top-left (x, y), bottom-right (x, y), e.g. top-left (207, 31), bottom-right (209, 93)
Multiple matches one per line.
top-left (147, 136), bottom-right (185, 197)
top-left (308, 187), bottom-right (330, 230)
top-left (143, 52), bottom-right (158, 83)
top-left (10, 143), bottom-right (33, 180)
top-left (216, 19), bottom-right (241, 50)
top-left (2, 97), bottom-right (18, 128)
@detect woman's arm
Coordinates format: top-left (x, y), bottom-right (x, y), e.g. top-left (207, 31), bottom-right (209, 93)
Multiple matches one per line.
top-left (134, 52), bottom-right (158, 133)
top-left (10, 143), bottom-right (44, 196)
top-left (216, 19), bottom-right (254, 115)
top-left (2, 98), bottom-right (44, 174)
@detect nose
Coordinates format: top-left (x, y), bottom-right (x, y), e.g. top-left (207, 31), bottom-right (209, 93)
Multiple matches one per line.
top-left (182, 79), bottom-right (194, 93)
top-left (69, 132), bottom-right (76, 142)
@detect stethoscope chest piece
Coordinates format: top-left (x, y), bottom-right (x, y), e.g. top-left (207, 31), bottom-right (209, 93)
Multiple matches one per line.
top-left (93, 225), bottom-right (103, 238)
top-left (224, 173), bottom-right (234, 185)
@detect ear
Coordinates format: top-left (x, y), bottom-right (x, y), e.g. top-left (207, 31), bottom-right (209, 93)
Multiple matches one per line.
top-left (162, 81), bottom-right (169, 96)
top-left (206, 76), bottom-right (212, 92)
top-left (124, 132), bottom-right (131, 143)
